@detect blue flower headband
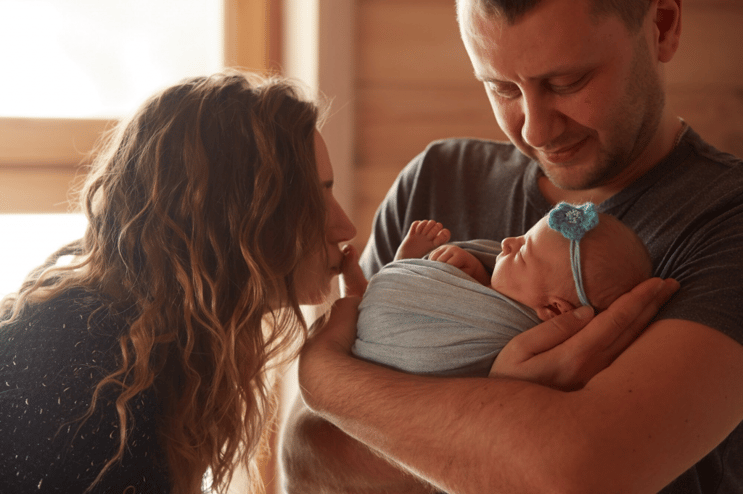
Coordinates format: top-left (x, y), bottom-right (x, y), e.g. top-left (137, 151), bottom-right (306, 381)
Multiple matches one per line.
top-left (547, 202), bottom-right (599, 308)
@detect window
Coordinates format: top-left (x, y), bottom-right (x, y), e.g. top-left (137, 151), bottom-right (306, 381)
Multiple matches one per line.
top-left (0, 0), bottom-right (277, 208)
top-left (0, 0), bottom-right (224, 119)
top-left (0, 0), bottom-right (278, 290)
top-left (0, 214), bottom-right (87, 299)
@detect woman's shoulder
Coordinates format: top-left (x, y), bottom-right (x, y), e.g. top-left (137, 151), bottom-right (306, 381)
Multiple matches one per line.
top-left (0, 287), bottom-right (131, 377)
top-left (0, 288), bottom-right (168, 492)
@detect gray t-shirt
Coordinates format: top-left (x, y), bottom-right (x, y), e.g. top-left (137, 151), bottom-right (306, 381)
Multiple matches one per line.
top-left (359, 127), bottom-right (743, 493)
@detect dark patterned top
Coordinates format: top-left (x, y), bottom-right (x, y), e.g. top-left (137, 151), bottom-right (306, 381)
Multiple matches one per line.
top-left (0, 289), bottom-right (170, 493)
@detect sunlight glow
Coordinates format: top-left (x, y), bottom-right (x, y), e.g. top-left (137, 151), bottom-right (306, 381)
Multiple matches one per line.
top-left (0, 214), bottom-right (88, 299)
top-left (0, 0), bottom-right (224, 118)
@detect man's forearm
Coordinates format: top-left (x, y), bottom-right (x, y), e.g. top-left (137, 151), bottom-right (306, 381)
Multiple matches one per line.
top-left (299, 310), bottom-right (743, 494)
top-left (280, 395), bottom-right (436, 493)
top-left (299, 350), bottom-right (551, 493)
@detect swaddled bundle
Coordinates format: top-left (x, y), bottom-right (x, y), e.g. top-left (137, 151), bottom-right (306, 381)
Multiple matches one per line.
top-left (353, 240), bottom-right (540, 376)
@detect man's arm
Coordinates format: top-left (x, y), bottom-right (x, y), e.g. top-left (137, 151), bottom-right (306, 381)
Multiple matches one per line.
top-left (280, 246), bottom-right (432, 493)
top-left (299, 282), bottom-right (743, 494)
top-left (281, 394), bottom-right (437, 493)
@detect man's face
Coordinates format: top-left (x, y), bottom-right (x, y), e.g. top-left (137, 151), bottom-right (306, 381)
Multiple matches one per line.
top-left (459, 0), bottom-right (665, 191)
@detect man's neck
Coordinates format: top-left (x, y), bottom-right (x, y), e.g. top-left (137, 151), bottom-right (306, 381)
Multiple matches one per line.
top-left (539, 115), bottom-right (685, 206)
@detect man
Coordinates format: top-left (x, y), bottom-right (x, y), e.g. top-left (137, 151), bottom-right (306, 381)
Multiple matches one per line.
top-left (281, 0), bottom-right (743, 492)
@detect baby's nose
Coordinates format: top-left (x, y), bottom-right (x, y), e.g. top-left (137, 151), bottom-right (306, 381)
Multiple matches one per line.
top-left (501, 237), bottom-right (516, 254)
top-left (501, 235), bottom-right (524, 254)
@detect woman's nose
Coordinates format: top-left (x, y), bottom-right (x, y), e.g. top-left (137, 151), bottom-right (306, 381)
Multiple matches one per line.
top-left (327, 200), bottom-right (356, 244)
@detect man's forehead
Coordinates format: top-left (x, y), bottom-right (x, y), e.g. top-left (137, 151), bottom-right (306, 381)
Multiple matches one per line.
top-left (457, 0), bottom-right (544, 27)
top-left (460, 0), bottom-right (624, 82)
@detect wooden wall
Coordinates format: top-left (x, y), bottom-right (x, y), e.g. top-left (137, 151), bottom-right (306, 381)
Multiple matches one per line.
top-left (351, 0), bottom-right (743, 248)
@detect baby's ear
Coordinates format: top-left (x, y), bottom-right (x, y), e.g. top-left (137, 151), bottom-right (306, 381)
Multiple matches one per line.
top-left (537, 297), bottom-right (577, 321)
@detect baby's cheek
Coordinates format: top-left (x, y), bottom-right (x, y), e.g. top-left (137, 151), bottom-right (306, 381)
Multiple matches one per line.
top-left (490, 265), bottom-right (502, 289)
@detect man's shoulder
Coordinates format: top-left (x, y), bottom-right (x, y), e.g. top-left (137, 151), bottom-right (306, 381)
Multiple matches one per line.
top-left (680, 128), bottom-right (743, 180)
top-left (665, 127), bottom-right (743, 202)
top-left (419, 137), bottom-right (525, 163)
top-left (405, 137), bottom-right (532, 183)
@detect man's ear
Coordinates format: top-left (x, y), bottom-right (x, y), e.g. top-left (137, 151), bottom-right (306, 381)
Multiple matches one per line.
top-left (536, 297), bottom-right (577, 321)
top-left (654, 0), bottom-right (682, 63)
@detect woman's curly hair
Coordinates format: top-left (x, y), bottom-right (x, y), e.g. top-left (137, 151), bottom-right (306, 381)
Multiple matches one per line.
top-left (0, 71), bottom-right (327, 493)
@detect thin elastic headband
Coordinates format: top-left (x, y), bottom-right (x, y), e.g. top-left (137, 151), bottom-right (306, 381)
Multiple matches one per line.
top-left (547, 202), bottom-right (599, 309)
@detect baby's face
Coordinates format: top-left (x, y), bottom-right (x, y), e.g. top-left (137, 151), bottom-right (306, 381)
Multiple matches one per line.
top-left (491, 218), bottom-right (572, 310)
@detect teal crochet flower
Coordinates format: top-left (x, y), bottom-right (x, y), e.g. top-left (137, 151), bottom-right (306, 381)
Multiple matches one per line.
top-left (548, 202), bottom-right (599, 241)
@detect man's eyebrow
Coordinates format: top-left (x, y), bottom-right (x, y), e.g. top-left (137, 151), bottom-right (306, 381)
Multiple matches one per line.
top-left (474, 64), bottom-right (595, 83)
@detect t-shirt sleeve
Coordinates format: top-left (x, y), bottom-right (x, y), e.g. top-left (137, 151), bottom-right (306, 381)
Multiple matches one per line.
top-left (655, 198), bottom-right (743, 346)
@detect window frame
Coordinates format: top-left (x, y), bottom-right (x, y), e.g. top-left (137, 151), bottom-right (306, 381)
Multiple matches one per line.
top-left (0, 0), bottom-right (279, 214)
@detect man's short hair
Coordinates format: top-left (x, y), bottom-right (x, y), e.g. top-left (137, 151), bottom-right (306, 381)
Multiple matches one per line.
top-left (458, 0), bottom-right (651, 32)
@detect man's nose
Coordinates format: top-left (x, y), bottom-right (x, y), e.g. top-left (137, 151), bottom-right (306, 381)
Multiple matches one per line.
top-left (521, 93), bottom-right (562, 150)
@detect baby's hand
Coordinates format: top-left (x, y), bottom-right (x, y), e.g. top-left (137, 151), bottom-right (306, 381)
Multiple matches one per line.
top-left (429, 245), bottom-right (490, 286)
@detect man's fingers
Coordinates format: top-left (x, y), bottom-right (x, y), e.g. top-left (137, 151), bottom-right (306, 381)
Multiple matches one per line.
top-left (595, 277), bottom-right (680, 357)
top-left (507, 305), bottom-right (595, 359)
top-left (586, 278), bottom-right (679, 348)
top-left (491, 278), bottom-right (680, 389)
top-left (308, 296), bottom-right (362, 352)
top-left (340, 245), bottom-right (368, 297)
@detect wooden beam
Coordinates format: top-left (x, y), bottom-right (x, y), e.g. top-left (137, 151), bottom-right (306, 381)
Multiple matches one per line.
top-left (224, 0), bottom-right (282, 72)
top-left (0, 118), bottom-right (114, 168)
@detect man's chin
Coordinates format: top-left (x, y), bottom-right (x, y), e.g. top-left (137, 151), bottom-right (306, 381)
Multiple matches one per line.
top-left (538, 164), bottom-right (592, 191)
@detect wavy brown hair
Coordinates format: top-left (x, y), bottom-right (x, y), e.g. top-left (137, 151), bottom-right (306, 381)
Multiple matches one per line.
top-left (0, 71), bottom-right (327, 492)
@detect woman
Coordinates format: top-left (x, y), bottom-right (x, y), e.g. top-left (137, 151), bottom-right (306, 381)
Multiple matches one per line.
top-left (0, 71), bottom-right (355, 493)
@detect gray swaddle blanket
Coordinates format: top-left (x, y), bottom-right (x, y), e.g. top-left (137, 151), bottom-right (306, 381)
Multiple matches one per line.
top-left (353, 240), bottom-right (541, 376)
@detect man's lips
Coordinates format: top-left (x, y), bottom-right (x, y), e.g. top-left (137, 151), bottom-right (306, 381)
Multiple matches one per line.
top-left (540, 137), bottom-right (589, 164)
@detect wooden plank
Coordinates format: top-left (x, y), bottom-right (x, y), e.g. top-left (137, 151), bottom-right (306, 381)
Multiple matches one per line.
top-left (684, 0), bottom-right (743, 9)
top-left (353, 162), bottom-right (405, 247)
top-left (357, 0), bottom-right (473, 85)
top-left (224, 0), bottom-right (270, 71)
top-left (0, 118), bottom-right (114, 167)
top-left (0, 167), bottom-right (85, 213)
top-left (356, 85), bottom-right (506, 168)
top-left (666, 6), bottom-right (743, 86)
top-left (668, 85), bottom-right (743, 159)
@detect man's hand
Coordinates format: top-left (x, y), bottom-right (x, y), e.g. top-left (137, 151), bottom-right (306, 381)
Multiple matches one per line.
top-left (491, 277), bottom-right (680, 390)
top-left (340, 244), bottom-right (368, 297)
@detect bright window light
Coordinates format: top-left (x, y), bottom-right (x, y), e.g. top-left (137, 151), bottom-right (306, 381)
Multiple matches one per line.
top-left (0, 214), bottom-right (88, 300)
top-left (0, 0), bottom-right (224, 119)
